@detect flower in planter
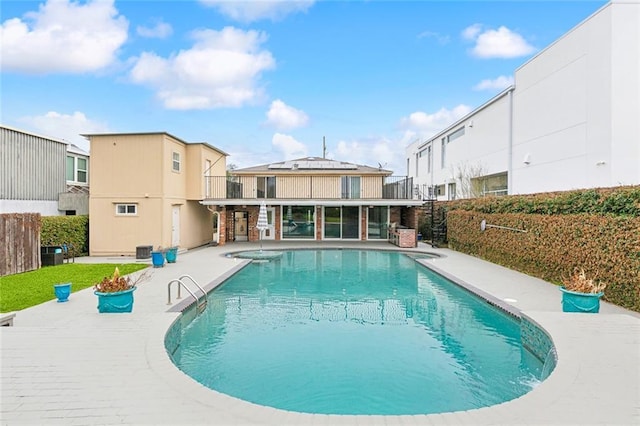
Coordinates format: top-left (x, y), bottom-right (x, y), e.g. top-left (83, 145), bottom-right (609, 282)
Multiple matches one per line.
top-left (94, 267), bottom-right (149, 293)
top-left (562, 268), bottom-right (607, 294)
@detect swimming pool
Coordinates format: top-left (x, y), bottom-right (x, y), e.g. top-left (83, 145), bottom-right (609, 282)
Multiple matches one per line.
top-left (167, 249), bottom-right (545, 415)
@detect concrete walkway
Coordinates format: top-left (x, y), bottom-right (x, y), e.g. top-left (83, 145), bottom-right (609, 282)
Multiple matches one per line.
top-left (1, 242), bottom-right (638, 425)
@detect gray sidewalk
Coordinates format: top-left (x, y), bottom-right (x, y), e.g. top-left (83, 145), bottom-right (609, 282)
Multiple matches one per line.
top-left (1, 242), bottom-right (639, 425)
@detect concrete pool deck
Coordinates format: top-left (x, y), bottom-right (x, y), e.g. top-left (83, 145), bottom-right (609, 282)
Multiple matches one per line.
top-left (1, 241), bottom-right (638, 425)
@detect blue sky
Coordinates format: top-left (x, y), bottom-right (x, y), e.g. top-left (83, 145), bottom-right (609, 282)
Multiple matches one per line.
top-left (1, 0), bottom-right (606, 173)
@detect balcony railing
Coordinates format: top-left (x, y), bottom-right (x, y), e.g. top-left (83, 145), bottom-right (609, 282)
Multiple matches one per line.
top-left (204, 175), bottom-right (416, 200)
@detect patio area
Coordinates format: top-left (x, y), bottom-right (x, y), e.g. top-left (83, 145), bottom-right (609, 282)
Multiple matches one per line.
top-left (1, 241), bottom-right (638, 425)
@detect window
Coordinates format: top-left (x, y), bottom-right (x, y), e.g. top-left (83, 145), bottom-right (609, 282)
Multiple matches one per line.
top-left (415, 153), bottom-right (419, 176)
top-left (341, 176), bottom-right (361, 199)
top-left (447, 126), bottom-right (465, 142)
top-left (282, 205), bottom-right (315, 239)
top-left (257, 176), bottom-right (276, 198)
top-left (420, 144), bottom-right (432, 173)
top-left (172, 152), bottom-right (181, 172)
top-left (473, 172), bottom-right (508, 197)
top-left (116, 204), bottom-right (137, 215)
top-left (441, 138), bottom-right (446, 169)
top-left (66, 155), bottom-right (88, 184)
top-left (66, 156), bottom-right (74, 181)
top-left (436, 184), bottom-right (445, 196)
top-left (77, 158), bottom-right (87, 183)
top-left (367, 206), bottom-right (388, 240)
top-left (448, 183), bottom-right (457, 200)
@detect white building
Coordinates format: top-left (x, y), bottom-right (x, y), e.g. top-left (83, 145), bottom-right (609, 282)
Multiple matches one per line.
top-left (406, 0), bottom-right (639, 200)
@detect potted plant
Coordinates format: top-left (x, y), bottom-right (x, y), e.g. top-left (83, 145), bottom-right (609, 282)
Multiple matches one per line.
top-left (559, 268), bottom-right (607, 313)
top-left (53, 283), bottom-right (71, 303)
top-left (151, 246), bottom-right (165, 268)
top-left (165, 246), bottom-right (178, 263)
top-left (94, 267), bottom-right (147, 313)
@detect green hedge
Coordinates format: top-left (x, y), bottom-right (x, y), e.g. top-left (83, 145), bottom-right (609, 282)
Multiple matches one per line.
top-left (441, 186), bottom-right (640, 312)
top-left (41, 215), bottom-right (89, 255)
top-left (445, 186), bottom-right (640, 217)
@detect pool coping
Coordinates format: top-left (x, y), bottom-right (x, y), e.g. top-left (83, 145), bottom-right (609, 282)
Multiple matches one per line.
top-left (1, 242), bottom-right (638, 425)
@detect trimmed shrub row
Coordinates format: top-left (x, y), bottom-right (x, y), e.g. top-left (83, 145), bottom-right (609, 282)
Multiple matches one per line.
top-left (445, 186), bottom-right (640, 217)
top-left (41, 215), bottom-right (89, 255)
top-left (443, 189), bottom-right (640, 312)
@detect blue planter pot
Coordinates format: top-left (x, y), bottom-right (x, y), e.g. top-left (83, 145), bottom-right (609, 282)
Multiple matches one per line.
top-left (560, 287), bottom-right (603, 313)
top-left (95, 287), bottom-right (136, 313)
top-left (54, 283), bottom-right (71, 302)
top-left (165, 247), bottom-right (178, 263)
top-left (151, 251), bottom-right (165, 268)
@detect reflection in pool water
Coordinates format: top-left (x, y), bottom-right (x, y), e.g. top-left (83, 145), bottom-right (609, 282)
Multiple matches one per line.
top-left (169, 249), bottom-right (543, 415)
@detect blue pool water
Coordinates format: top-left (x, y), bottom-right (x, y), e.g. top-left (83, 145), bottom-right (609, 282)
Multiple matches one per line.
top-left (169, 249), bottom-right (543, 415)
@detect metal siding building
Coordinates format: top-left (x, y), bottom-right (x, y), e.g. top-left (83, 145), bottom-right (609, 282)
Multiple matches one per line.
top-left (1, 125), bottom-right (67, 214)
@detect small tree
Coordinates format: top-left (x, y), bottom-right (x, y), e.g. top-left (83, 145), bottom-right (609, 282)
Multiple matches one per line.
top-left (453, 161), bottom-right (486, 199)
top-left (226, 163), bottom-right (238, 177)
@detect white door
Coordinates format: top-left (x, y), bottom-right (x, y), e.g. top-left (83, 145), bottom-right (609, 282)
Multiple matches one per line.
top-left (263, 207), bottom-right (276, 240)
top-left (172, 205), bottom-right (180, 247)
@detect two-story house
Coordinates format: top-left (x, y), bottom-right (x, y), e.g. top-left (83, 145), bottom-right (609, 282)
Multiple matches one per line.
top-left (1, 125), bottom-right (89, 216)
top-left (84, 132), bottom-right (227, 256)
top-left (201, 157), bottom-right (422, 245)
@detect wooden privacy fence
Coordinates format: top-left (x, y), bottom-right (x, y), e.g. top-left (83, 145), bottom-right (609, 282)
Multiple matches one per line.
top-left (1, 213), bottom-right (41, 276)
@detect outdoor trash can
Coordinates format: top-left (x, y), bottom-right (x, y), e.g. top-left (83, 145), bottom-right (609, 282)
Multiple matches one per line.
top-left (41, 246), bottom-right (63, 266)
top-left (136, 245), bottom-right (153, 259)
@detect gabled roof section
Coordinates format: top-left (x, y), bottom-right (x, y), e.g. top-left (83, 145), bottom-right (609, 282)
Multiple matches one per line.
top-left (233, 157), bottom-right (392, 175)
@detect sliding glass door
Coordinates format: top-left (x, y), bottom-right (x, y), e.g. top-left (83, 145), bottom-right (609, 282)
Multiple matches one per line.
top-left (323, 206), bottom-right (360, 239)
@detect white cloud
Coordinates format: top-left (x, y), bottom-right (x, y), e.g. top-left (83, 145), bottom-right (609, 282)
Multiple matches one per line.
top-left (330, 137), bottom-right (403, 174)
top-left (272, 133), bottom-right (308, 160)
top-left (464, 25), bottom-right (536, 59)
top-left (18, 111), bottom-right (110, 152)
top-left (137, 19), bottom-right (172, 39)
top-left (461, 23), bottom-right (482, 41)
top-left (0, 0), bottom-right (128, 74)
top-left (417, 31), bottom-right (450, 45)
top-left (399, 104), bottom-right (472, 139)
top-left (129, 27), bottom-right (275, 109)
top-left (266, 100), bottom-right (309, 130)
top-left (199, 0), bottom-right (315, 23)
top-left (473, 75), bottom-right (514, 91)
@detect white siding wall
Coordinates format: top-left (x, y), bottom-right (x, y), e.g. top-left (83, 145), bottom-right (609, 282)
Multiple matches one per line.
top-left (408, 92), bottom-right (511, 200)
top-left (610, 0), bottom-right (640, 186)
top-left (512, 4), bottom-right (611, 193)
top-left (0, 200), bottom-right (62, 216)
top-left (406, 1), bottom-right (639, 197)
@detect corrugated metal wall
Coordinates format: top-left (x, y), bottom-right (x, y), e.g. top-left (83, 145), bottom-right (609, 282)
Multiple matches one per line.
top-left (1, 127), bottom-right (67, 200)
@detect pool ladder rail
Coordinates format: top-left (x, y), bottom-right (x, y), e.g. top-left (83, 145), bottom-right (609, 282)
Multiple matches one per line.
top-left (167, 274), bottom-right (208, 314)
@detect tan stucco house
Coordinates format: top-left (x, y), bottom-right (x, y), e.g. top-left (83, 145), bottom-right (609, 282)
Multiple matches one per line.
top-left (84, 132), bottom-right (227, 256)
top-left (202, 157), bottom-right (422, 246)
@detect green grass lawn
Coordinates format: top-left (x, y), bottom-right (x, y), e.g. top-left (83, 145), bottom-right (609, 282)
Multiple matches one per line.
top-left (0, 263), bottom-right (149, 312)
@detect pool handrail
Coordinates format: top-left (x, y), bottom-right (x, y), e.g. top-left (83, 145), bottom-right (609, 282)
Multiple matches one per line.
top-left (167, 278), bottom-right (207, 314)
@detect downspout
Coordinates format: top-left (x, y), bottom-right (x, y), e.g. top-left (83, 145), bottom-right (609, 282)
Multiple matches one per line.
top-left (507, 88), bottom-right (514, 195)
